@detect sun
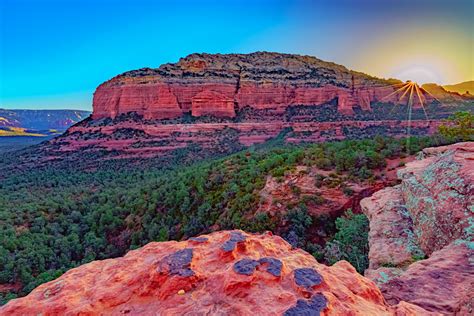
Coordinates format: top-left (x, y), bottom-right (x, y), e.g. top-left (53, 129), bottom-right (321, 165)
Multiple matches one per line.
top-left (391, 64), bottom-right (443, 85)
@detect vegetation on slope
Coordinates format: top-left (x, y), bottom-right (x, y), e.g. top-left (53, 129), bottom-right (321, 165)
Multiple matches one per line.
top-left (0, 112), bottom-right (472, 304)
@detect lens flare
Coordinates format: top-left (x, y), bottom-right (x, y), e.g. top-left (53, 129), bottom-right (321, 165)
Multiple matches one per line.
top-left (381, 80), bottom-right (436, 152)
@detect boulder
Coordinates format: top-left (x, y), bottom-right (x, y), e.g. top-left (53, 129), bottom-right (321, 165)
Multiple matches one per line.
top-left (1, 230), bottom-right (432, 315)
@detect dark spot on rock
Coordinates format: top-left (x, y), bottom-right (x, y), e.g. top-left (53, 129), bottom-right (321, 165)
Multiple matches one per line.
top-left (233, 259), bottom-right (260, 275)
top-left (221, 231), bottom-right (246, 252)
top-left (294, 268), bottom-right (323, 289)
top-left (158, 248), bottom-right (194, 277)
top-left (233, 257), bottom-right (283, 277)
top-left (189, 237), bottom-right (208, 243)
top-left (258, 257), bottom-right (283, 277)
top-left (284, 293), bottom-right (327, 316)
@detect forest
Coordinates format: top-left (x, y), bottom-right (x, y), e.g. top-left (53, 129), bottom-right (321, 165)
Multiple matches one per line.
top-left (0, 111), bottom-right (472, 304)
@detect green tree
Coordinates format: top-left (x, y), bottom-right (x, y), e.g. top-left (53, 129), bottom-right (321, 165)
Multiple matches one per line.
top-left (439, 111), bottom-right (474, 141)
top-left (324, 210), bottom-right (369, 273)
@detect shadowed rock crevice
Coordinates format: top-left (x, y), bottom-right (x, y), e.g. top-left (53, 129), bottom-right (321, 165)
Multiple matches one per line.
top-left (233, 259), bottom-right (260, 275)
top-left (233, 257), bottom-right (283, 277)
top-left (258, 257), bottom-right (283, 277)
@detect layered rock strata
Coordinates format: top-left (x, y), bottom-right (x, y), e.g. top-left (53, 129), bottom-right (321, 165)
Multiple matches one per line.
top-left (92, 52), bottom-right (432, 120)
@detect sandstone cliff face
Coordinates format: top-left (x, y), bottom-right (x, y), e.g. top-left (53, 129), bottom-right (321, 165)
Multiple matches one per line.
top-left (1, 230), bottom-right (432, 315)
top-left (361, 142), bottom-right (474, 315)
top-left (45, 119), bottom-right (440, 163)
top-left (92, 52), bottom-right (423, 120)
top-left (35, 52), bottom-right (463, 163)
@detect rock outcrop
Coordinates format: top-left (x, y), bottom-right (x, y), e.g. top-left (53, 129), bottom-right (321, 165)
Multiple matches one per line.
top-left (92, 52), bottom-right (435, 120)
top-left (24, 52), bottom-right (467, 163)
top-left (14, 52), bottom-right (468, 166)
top-left (361, 142), bottom-right (474, 315)
top-left (1, 230), bottom-right (432, 315)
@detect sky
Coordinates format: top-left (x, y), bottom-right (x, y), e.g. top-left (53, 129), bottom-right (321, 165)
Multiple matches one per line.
top-left (0, 0), bottom-right (473, 111)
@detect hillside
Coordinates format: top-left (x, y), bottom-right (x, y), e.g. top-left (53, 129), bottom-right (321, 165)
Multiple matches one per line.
top-left (0, 128), bottom-right (470, 305)
top-left (443, 80), bottom-right (474, 95)
top-left (2, 142), bottom-right (472, 315)
top-left (0, 52), bottom-right (472, 312)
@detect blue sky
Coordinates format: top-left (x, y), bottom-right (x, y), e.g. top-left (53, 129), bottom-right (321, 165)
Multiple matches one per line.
top-left (1, 0), bottom-right (472, 110)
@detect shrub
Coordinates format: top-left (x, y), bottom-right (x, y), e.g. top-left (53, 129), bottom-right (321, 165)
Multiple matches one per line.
top-left (284, 204), bottom-right (312, 248)
top-left (439, 111), bottom-right (474, 141)
top-left (324, 210), bottom-right (369, 274)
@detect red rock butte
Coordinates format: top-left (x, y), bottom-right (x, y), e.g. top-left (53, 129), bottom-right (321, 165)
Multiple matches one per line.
top-left (92, 52), bottom-right (430, 120)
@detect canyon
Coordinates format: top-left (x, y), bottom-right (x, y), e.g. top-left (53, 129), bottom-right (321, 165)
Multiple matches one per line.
top-left (1, 52), bottom-right (471, 314)
top-left (2, 142), bottom-right (472, 315)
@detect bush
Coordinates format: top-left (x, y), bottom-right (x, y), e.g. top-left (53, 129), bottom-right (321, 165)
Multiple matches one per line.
top-left (324, 210), bottom-right (369, 273)
top-left (439, 111), bottom-right (474, 141)
top-left (284, 204), bottom-right (312, 248)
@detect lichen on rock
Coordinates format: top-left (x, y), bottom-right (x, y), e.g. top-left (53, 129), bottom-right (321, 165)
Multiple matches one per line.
top-left (362, 142), bottom-right (474, 314)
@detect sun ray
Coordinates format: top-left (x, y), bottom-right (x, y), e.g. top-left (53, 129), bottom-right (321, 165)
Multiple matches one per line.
top-left (387, 83), bottom-right (412, 116)
top-left (380, 82), bottom-right (411, 101)
top-left (405, 83), bottom-right (416, 154)
top-left (421, 87), bottom-right (450, 108)
top-left (414, 83), bottom-right (429, 120)
top-left (399, 83), bottom-right (413, 101)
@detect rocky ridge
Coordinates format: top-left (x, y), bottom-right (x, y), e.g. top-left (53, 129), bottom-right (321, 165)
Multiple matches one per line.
top-left (1, 230), bottom-right (432, 315)
top-left (92, 52), bottom-right (414, 119)
top-left (362, 142), bottom-right (474, 314)
top-left (2, 141), bottom-right (473, 314)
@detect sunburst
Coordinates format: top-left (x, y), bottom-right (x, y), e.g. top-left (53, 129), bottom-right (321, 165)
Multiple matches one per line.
top-left (381, 80), bottom-right (432, 153)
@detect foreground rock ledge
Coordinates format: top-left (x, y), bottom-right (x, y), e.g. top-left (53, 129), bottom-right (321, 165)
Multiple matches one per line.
top-left (1, 230), bottom-right (430, 315)
top-left (362, 142), bottom-right (474, 315)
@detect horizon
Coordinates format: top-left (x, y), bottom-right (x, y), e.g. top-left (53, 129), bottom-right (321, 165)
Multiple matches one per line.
top-left (1, 0), bottom-right (473, 111)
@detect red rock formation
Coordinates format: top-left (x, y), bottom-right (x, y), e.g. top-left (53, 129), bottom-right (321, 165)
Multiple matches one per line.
top-left (44, 119), bottom-right (443, 162)
top-left (1, 230), bottom-right (432, 315)
top-left (361, 142), bottom-right (474, 314)
top-left (191, 90), bottom-right (235, 117)
top-left (257, 164), bottom-right (403, 222)
top-left (91, 52), bottom-right (422, 120)
top-left (26, 52), bottom-right (464, 165)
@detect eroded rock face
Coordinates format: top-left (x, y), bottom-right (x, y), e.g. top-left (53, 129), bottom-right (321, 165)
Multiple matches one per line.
top-left (1, 230), bottom-right (431, 315)
top-left (24, 52), bottom-right (464, 165)
top-left (92, 52), bottom-right (430, 120)
top-left (29, 52), bottom-right (462, 164)
top-left (46, 119), bottom-right (440, 162)
top-left (361, 142), bottom-right (474, 315)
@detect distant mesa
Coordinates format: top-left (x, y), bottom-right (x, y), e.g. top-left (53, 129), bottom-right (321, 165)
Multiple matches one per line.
top-left (0, 109), bottom-right (90, 137)
top-left (12, 52), bottom-right (474, 163)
